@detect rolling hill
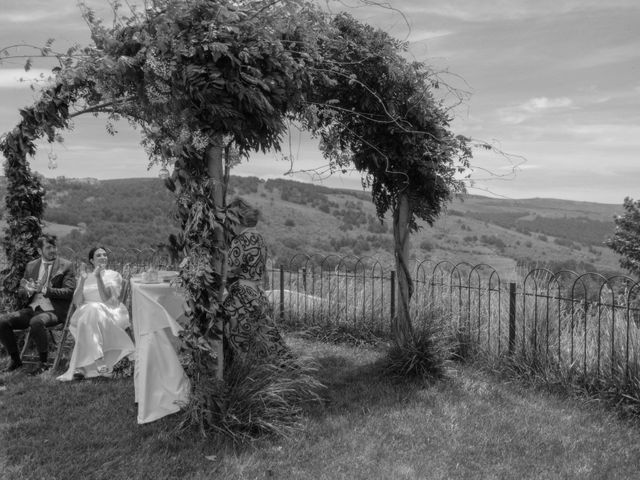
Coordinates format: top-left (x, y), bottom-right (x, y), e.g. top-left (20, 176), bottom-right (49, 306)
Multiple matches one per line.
top-left (0, 175), bottom-right (625, 279)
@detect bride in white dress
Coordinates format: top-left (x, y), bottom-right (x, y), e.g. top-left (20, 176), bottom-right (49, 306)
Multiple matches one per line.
top-left (57, 247), bottom-right (134, 381)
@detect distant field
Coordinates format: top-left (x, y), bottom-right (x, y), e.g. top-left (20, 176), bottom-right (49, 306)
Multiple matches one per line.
top-left (43, 221), bottom-right (78, 237)
top-left (451, 194), bottom-right (621, 221)
top-left (0, 220), bottom-right (78, 238)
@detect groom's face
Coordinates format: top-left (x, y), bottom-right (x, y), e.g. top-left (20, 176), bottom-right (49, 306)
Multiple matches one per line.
top-left (38, 242), bottom-right (58, 262)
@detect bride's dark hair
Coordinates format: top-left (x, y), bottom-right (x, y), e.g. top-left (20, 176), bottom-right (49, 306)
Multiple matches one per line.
top-left (88, 246), bottom-right (108, 266)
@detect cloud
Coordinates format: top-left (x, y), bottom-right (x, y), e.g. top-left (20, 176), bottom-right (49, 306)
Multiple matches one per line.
top-left (520, 97), bottom-right (572, 112)
top-left (4, 11), bottom-right (57, 23)
top-left (408, 30), bottom-right (453, 43)
top-left (395, 0), bottom-right (639, 22)
top-left (0, 69), bottom-right (53, 88)
top-left (567, 43), bottom-right (640, 70)
top-left (498, 97), bottom-right (573, 124)
top-left (563, 124), bottom-right (640, 148)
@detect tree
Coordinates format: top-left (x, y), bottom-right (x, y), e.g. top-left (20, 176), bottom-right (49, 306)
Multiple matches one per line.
top-left (607, 197), bottom-right (640, 277)
top-left (308, 14), bottom-right (471, 346)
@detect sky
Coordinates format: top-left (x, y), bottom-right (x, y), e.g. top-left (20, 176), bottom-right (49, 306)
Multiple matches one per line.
top-left (1, 0), bottom-right (639, 204)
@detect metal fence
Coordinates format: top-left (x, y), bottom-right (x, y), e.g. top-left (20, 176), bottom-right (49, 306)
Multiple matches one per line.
top-left (267, 255), bottom-right (640, 386)
top-left (3, 248), bottom-right (640, 386)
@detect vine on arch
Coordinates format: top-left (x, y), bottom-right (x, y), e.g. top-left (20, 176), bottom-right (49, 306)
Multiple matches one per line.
top-left (0, 83), bottom-right (78, 304)
top-left (1, 0), bottom-right (476, 433)
top-left (1, 0), bottom-right (334, 434)
top-left (308, 13), bottom-right (473, 346)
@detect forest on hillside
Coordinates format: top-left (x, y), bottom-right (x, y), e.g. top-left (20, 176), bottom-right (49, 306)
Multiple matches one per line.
top-left (0, 175), bottom-right (380, 256)
top-left (449, 210), bottom-right (613, 247)
top-left (0, 175), bottom-right (626, 276)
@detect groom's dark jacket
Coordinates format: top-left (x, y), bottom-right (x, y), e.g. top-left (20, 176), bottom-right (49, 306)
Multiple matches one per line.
top-left (18, 257), bottom-right (76, 323)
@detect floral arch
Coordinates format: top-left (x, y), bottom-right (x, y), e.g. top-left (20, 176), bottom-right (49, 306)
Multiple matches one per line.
top-left (0, 0), bottom-right (471, 433)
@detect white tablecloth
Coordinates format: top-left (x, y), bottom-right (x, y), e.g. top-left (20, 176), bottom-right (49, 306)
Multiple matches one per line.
top-left (131, 277), bottom-right (190, 424)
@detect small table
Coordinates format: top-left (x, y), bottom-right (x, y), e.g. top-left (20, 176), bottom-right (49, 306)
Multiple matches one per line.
top-left (131, 276), bottom-right (190, 424)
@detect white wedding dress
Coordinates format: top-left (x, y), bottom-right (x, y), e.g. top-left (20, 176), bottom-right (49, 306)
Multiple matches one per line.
top-left (57, 270), bottom-right (134, 381)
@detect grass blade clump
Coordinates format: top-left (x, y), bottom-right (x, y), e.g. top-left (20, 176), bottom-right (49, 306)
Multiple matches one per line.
top-left (180, 354), bottom-right (324, 445)
top-left (383, 322), bottom-right (454, 381)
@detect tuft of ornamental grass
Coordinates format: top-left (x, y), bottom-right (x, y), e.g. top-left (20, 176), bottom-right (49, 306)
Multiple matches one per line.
top-left (383, 321), bottom-right (455, 382)
top-left (179, 354), bottom-right (325, 445)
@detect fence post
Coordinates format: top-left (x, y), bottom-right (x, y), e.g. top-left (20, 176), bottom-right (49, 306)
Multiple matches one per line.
top-left (390, 270), bottom-right (396, 323)
top-left (302, 267), bottom-right (307, 293)
top-left (508, 282), bottom-right (516, 355)
top-left (279, 265), bottom-right (285, 321)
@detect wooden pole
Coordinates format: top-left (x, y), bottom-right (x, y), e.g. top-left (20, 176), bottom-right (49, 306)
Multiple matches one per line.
top-left (207, 143), bottom-right (225, 380)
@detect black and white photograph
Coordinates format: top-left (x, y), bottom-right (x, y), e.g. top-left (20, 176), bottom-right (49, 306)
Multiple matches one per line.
top-left (1, 1), bottom-right (639, 478)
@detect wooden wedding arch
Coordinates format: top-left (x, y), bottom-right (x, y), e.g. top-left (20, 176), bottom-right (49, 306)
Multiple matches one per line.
top-left (0, 0), bottom-right (471, 431)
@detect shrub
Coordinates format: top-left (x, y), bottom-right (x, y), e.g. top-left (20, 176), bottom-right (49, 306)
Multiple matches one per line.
top-left (282, 237), bottom-right (302, 249)
top-left (353, 238), bottom-right (371, 253)
top-left (284, 218), bottom-right (295, 227)
top-left (553, 237), bottom-right (575, 248)
top-left (419, 240), bottom-right (434, 251)
top-left (480, 234), bottom-right (506, 250)
top-left (383, 323), bottom-right (454, 381)
top-left (179, 355), bottom-right (324, 444)
top-left (367, 218), bottom-right (387, 234)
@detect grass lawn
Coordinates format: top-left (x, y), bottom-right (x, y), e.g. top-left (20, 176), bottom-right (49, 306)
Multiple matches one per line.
top-left (2, 334), bottom-right (640, 479)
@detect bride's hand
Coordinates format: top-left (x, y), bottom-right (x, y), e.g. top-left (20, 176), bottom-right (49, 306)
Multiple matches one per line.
top-left (77, 262), bottom-right (88, 279)
top-left (93, 264), bottom-right (105, 276)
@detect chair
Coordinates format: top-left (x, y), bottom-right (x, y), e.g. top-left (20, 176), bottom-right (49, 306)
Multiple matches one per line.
top-left (11, 265), bottom-right (76, 366)
top-left (50, 304), bottom-right (76, 371)
top-left (11, 296), bottom-right (71, 366)
top-left (120, 264), bottom-right (133, 312)
top-left (18, 319), bottom-right (67, 366)
top-left (119, 266), bottom-right (135, 342)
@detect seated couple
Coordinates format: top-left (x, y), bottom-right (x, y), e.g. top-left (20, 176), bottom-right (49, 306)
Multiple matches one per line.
top-left (0, 236), bottom-right (133, 379)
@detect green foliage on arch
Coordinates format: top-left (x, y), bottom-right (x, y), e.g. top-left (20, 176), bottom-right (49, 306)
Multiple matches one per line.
top-left (0, 79), bottom-right (81, 301)
top-left (305, 13), bottom-right (473, 345)
top-left (0, 0), bottom-right (337, 436)
top-left (311, 13), bottom-right (472, 229)
top-left (1, 0), bottom-right (474, 432)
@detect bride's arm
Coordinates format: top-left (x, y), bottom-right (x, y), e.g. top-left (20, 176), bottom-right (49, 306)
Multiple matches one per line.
top-left (94, 265), bottom-right (116, 304)
top-left (73, 263), bottom-right (87, 306)
top-left (96, 268), bottom-right (122, 307)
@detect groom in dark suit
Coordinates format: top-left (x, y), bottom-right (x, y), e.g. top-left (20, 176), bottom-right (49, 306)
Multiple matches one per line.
top-left (0, 234), bottom-right (75, 373)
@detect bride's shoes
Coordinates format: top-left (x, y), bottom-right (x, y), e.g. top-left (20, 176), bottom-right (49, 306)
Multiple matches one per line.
top-left (69, 365), bottom-right (111, 380)
top-left (96, 364), bottom-right (113, 378)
